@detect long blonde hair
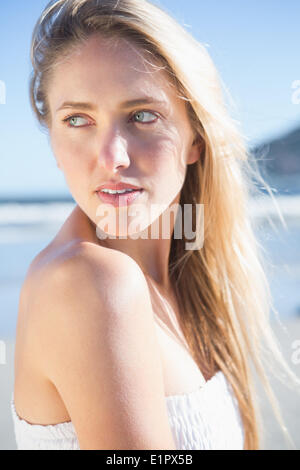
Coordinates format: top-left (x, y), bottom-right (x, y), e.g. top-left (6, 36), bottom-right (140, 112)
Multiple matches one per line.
top-left (29, 0), bottom-right (300, 449)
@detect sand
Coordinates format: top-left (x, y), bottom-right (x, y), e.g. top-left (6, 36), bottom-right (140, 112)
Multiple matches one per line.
top-left (253, 315), bottom-right (300, 450)
top-left (1, 316), bottom-right (300, 450)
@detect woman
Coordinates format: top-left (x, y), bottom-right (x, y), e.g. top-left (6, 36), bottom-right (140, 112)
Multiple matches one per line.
top-left (10, 0), bottom-right (299, 450)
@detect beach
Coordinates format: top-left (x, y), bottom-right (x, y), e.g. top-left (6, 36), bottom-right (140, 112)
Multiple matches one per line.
top-left (254, 315), bottom-right (300, 450)
top-left (0, 196), bottom-right (299, 450)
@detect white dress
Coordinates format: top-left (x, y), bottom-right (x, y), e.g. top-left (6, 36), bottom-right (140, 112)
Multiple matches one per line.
top-left (10, 371), bottom-right (244, 450)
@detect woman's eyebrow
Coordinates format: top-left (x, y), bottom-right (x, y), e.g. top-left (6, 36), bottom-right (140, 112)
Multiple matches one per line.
top-left (56, 97), bottom-right (169, 113)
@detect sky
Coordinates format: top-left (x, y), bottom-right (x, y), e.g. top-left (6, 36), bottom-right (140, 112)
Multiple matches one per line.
top-left (0, 0), bottom-right (299, 198)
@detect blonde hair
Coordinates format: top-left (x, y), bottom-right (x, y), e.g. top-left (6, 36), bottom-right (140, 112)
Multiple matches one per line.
top-left (29, 0), bottom-right (300, 449)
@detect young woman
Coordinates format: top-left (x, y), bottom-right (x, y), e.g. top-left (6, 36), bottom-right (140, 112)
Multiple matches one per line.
top-left (10, 0), bottom-right (300, 450)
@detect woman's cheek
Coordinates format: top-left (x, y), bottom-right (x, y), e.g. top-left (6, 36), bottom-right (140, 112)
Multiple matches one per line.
top-left (142, 138), bottom-right (176, 168)
top-left (56, 140), bottom-right (88, 171)
top-left (154, 141), bottom-right (180, 174)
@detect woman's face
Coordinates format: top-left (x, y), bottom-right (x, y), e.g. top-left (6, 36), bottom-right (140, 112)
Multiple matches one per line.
top-left (48, 34), bottom-right (200, 238)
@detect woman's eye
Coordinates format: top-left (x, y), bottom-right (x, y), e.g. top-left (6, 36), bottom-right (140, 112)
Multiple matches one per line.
top-left (131, 110), bottom-right (158, 124)
top-left (62, 110), bottom-right (159, 128)
top-left (62, 115), bottom-right (89, 127)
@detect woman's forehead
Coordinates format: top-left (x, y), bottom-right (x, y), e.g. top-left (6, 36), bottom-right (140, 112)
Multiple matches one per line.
top-left (48, 35), bottom-right (181, 113)
top-left (51, 34), bottom-right (168, 87)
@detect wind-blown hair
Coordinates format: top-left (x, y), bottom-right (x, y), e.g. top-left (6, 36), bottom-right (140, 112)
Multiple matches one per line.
top-left (29, 0), bottom-right (300, 449)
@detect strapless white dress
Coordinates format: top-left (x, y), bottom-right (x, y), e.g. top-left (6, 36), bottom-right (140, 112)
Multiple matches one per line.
top-left (10, 370), bottom-right (244, 450)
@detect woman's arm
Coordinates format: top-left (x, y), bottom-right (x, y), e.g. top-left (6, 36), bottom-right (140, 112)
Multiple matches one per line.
top-left (25, 242), bottom-right (176, 450)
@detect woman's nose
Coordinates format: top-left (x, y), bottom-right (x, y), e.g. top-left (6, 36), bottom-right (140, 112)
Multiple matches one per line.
top-left (96, 131), bottom-right (130, 172)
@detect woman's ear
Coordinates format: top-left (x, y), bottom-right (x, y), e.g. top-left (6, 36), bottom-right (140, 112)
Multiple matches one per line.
top-left (187, 137), bottom-right (205, 165)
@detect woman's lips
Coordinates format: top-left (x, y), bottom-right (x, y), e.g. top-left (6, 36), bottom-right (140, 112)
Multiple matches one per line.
top-left (96, 189), bottom-right (144, 207)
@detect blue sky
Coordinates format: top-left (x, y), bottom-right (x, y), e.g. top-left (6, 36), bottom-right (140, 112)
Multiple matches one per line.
top-left (0, 0), bottom-right (299, 198)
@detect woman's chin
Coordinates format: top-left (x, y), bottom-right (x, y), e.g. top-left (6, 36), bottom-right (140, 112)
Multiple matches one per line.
top-left (95, 220), bottom-right (151, 240)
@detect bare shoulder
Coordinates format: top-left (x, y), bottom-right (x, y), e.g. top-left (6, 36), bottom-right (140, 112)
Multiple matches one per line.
top-left (24, 240), bottom-right (148, 308)
top-left (22, 240), bottom-right (153, 359)
top-left (21, 242), bottom-right (175, 449)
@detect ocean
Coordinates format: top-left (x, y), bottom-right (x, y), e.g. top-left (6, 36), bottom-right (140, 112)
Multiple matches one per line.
top-left (0, 197), bottom-right (299, 338)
